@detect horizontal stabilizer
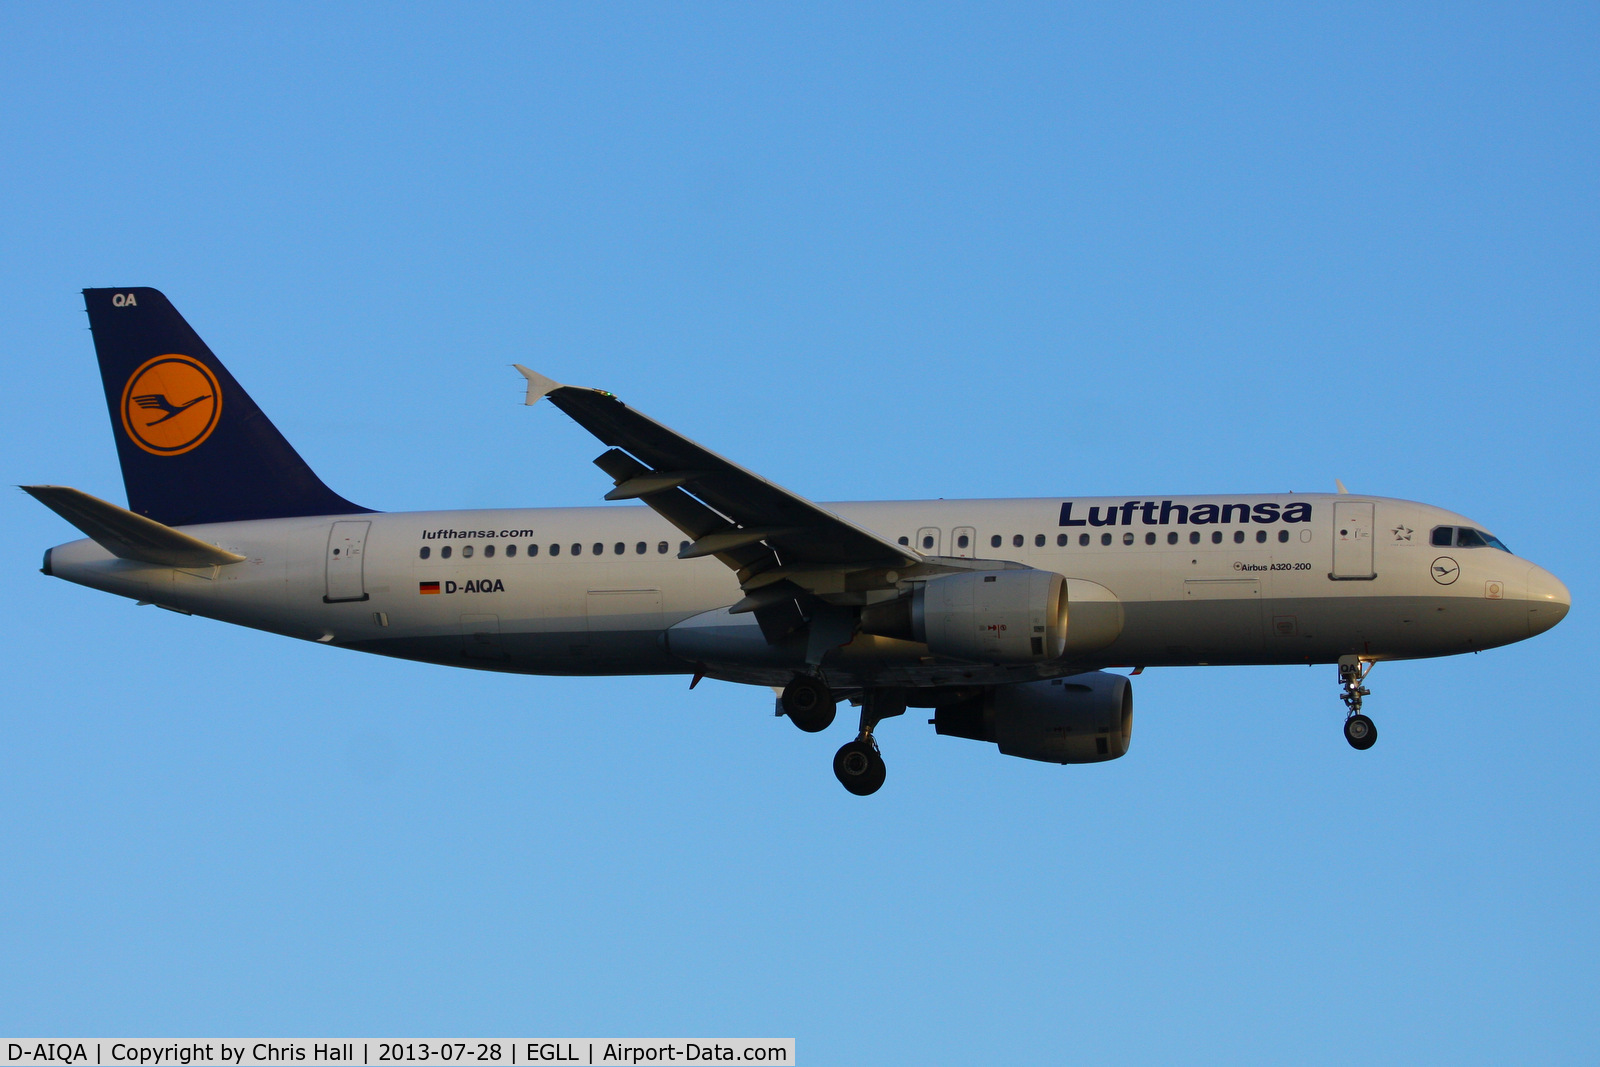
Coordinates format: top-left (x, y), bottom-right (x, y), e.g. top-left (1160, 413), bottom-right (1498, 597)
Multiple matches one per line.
top-left (22, 485), bottom-right (246, 567)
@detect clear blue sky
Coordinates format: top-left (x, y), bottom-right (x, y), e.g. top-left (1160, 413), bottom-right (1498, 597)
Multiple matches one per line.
top-left (3, 3), bottom-right (1596, 1062)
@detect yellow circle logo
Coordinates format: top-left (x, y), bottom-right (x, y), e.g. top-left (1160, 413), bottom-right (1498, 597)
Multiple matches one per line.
top-left (120, 354), bottom-right (222, 456)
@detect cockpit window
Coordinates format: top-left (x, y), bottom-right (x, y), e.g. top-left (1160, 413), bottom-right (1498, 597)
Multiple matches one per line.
top-left (1431, 525), bottom-right (1512, 553)
top-left (1464, 528), bottom-right (1510, 552)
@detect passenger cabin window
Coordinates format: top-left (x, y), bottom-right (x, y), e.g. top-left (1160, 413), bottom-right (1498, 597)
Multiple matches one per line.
top-left (1101, 533), bottom-right (1112, 546)
top-left (1211, 531), bottom-right (1222, 544)
top-left (680, 541), bottom-right (690, 554)
top-left (1079, 533), bottom-right (1090, 546)
top-left (572, 543), bottom-right (582, 556)
top-left (1034, 534), bottom-right (1046, 547)
top-left (1278, 530), bottom-right (1289, 543)
top-left (441, 546), bottom-right (452, 559)
top-left (1190, 532), bottom-right (1200, 545)
top-left (506, 544), bottom-right (517, 557)
top-left (898, 536), bottom-right (909, 546)
top-left (991, 535), bottom-right (1002, 548)
top-left (549, 544), bottom-right (560, 556)
top-left (483, 544), bottom-right (495, 558)
top-left (615, 542), bottom-right (626, 555)
top-left (462, 545), bottom-right (474, 558)
top-left (419, 546), bottom-right (430, 560)
top-left (959, 534), bottom-right (971, 549)
top-left (1233, 531), bottom-right (1245, 544)
top-left (1255, 530), bottom-right (1267, 543)
top-left (593, 542), bottom-right (604, 556)
top-left (1145, 532), bottom-right (1156, 545)
top-left (1012, 534), bottom-right (1024, 548)
top-left (1056, 534), bottom-right (1067, 546)
top-left (1167, 532), bottom-right (1178, 545)
top-left (657, 541), bottom-right (669, 554)
top-left (528, 544), bottom-right (539, 557)
top-left (1122, 532), bottom-right (1134, 545)
top-left (636, 542), bottom-right (646, 554)
top-left (922, 535), bottom-right (934, 549)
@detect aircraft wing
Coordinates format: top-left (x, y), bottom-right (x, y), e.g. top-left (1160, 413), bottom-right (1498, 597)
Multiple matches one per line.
top-left (516, 367), bottom-right (920, 635)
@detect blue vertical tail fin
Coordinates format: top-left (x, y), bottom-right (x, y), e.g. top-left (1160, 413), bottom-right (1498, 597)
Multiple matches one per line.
top-left (83, 287), bottom-right (370, 526)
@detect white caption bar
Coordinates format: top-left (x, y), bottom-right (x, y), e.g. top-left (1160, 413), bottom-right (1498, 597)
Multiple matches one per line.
top-left (2, 1042), bottom-right (794, 1067)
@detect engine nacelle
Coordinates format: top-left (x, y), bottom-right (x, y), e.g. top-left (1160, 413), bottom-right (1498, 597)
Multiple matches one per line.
top-left (934, 672), bottom-right (1133, 764)
top-left (913, 569), bottom-right (1069, 663)
top-left (861, 572), bottom-right (1121, 664)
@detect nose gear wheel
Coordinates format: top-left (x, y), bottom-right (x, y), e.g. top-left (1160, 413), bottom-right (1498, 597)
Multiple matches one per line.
top-left (1344, 713), bottom-right (1377, 750)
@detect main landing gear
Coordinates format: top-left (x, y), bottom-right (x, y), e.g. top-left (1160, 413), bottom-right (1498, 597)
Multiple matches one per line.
top-left (779, 676), bottom-right (905, 795)
top-left (780, 675), bottom-right (837, 733)
top-left (1338, 656), bottom-right (1377, 751)
top-left (833, 690), bottom-right (905, 796)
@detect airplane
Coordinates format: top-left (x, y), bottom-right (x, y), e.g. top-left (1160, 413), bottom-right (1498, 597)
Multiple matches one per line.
top-left (28, 288), bottom-right (1571, 795)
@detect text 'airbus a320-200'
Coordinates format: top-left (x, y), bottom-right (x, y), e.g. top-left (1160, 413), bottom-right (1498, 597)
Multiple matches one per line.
top-left (29, 289), bottom-right (1571, 794)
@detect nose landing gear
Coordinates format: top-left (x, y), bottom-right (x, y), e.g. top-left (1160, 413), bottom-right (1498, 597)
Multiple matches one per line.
top-left (1338, 656), bottom-right (1377, 750)
top-left (833, 690), bottom-right (905, 795)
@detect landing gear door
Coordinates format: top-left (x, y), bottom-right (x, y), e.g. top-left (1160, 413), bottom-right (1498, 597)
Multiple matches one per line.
top-left (1331, 502), bottom-right (1375, 580)
top-left (325, 520), bottom-right (371, 602)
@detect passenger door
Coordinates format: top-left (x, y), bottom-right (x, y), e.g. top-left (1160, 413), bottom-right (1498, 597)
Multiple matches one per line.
top-left (1331, 502), bottom-right (1376, 580)
top-left (324, 521), bottom-right (371, 602)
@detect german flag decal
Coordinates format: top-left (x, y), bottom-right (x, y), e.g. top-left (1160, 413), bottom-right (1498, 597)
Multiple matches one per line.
top-left (419, 581), bottom-right (441, 595)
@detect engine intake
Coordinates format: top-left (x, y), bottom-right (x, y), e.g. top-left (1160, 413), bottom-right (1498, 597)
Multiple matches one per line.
top-left (934, 672), bottom-right (1133, 764)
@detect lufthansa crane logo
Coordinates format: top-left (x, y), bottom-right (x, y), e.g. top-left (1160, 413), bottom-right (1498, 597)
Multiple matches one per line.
top-left (119, 354), bottom-right (222, 455)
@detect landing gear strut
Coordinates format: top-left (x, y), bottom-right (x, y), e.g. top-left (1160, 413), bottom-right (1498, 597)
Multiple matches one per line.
top-left (1338, 656), bottom-right (1377, 751)
top-left (833, 690), bottom-right (905, 796)
top-left (781, 675), bottom-right (836, 733)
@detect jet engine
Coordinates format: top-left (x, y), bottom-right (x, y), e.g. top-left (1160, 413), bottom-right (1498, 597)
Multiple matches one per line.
top-left (857, 569), bottom-right (1067, 662)
top-left (933, 671), bottom-right (1133, 763)
top-left (860, 570), bottom-right (1122, 663)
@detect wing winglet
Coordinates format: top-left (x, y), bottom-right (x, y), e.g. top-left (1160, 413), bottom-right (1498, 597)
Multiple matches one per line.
top-left (513, 365), bottom-right (565, 406)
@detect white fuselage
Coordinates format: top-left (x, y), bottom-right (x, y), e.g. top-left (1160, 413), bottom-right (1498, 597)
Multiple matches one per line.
top-left (43, 493), bottom-right (1569, 690)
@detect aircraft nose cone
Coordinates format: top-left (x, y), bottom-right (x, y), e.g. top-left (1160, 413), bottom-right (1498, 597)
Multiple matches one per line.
top-left (1525, 563), bottom-right (1571, 637)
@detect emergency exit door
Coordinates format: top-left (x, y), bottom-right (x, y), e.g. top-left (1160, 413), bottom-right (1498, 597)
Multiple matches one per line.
top-left (325, 521), bottom-right (371, 602)
top-left (1331, 502), bottom-right (1376, 580)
